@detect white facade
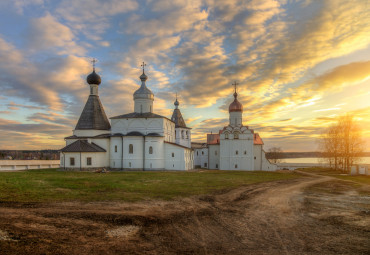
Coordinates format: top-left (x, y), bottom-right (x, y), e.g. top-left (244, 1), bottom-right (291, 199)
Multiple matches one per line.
top-left (61, 68), bottom-right (193, 171)
top-left (193, 90), bottom-right (277, 171)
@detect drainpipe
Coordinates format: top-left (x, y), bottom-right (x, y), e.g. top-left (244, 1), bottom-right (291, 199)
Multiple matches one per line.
top-left (62, 152), bottom-right (65, 170)
top-left (122, 136), bottom-right (124, 170)
top-left (143, 136), bottom-right (146, 171)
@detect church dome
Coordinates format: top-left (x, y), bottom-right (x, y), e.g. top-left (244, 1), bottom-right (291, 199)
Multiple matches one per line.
top-left (229, 92), bottom-right (243, 112)
top-left (134, 71), bottom-right (154, 100)
top-left (87, 70), bottom-right (101, 85)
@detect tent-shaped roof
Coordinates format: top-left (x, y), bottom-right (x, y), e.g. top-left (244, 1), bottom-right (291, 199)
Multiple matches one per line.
top-left (171, 108), bottom-right (186, 128)
top-left (75, 95), bottom-right (111, 130)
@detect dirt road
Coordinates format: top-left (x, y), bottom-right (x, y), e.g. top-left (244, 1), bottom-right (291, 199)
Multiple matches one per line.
top-left (0, 173), bottom-right (369, 254)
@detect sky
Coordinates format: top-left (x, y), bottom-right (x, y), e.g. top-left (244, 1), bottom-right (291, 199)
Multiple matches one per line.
top-left (0, 0), bottom-right (369, 152)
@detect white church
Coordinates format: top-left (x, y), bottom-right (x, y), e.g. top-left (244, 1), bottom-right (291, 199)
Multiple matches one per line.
top-left (60, 64), bottom-right (276, 171)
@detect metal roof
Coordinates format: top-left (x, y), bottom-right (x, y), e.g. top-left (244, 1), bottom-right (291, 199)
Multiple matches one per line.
top-left (60, 140), bottom-right (106, 152)
top-left (75, 95), bottom-right (111, 130)
top-left (171, 108), bottom-right (187, 128)
top-left (111, 112), bottom-right (169, 120)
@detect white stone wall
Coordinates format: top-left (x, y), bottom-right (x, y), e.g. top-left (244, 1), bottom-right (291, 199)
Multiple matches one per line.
top-left (229, 112), bottom-right (242, 127)
top-left (175, 127), bottom-right (191, 148)
top-left (134, 98), bottom-right (153, 113)
top-left (0, 160), bottom-right (60, 171)
top-left (122, 136), bottom-right (144, 170)
top-left (220, 135), bottom-right (254, 170)
top-left (61, 152), bottom-right (108, 169)
top-left (164, 143), bottom-right (193, 170)
top-left (253, 145), bottom-right (262, 170)
top-left (208, 144), bottom-right (220, 169)
top-left (110, 136), bottom-right (123, 168)
top-left (144, 136), bottom-right (165, 170)
top-left (73, 129), bottom-right (108, 137)
top-left (194, 149), bottom-right (202, 167)
top-left (111, 117), bottom-right (175, 143)
top-left (261, 150), bottom-right (277, 171)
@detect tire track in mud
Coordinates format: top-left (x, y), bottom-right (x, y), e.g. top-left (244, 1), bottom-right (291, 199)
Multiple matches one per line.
top-left (1, 174), bottom-right (369, 254)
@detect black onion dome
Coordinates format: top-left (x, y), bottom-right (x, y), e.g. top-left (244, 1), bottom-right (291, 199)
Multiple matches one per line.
top-left (87, 70), bottom-right (101, 85)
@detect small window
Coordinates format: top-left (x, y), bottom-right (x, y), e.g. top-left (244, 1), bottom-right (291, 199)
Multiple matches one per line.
top-left (87, 157), bottom-right (92, 166)
top-left (70, 157), bottom-right (75, 166)
top-left (129, 162), bottom-right (131, 167)
top-left (149, 146), bottom-right (153, 154)
top-left (129, 144), bottom-right (133, 154)
top-left (235, 164), bottom-right (238, 168)
top-left (225, 133), bottom-right (229, 139)
top-left (115, 145), bottom-right (117, 153)
top-left (186, 131), bottom-right (189, 139)
top-left (90, 87), bottom-right (93, 94)
top-left (244, 151), bottom-right (247, 155)
top-left (236, 150), bottom-right (238, 155)
top-left (181, 130), bottom-right (184, 139)
top-left (215, 150), bottom-right (217, 156)
top-left (202, 151), bottom-right (204, 155)
top-left (197, 151), bottom-right (198, 156)
top-left (204, 163), bottom-right (207, 167)
top-left (254, 156), bottom-right (256, 159)
top-left (172, 152), bottom-right (174, 157)
top-left (234, 132), bottom-right (239, 139)
top-left (216, 164), bottom-right (218, 169)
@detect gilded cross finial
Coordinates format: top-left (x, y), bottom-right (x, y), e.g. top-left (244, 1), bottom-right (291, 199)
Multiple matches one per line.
top-left (141, 61), bottom-right (146, 73)
top-left (232, 81), bottom-right (239, 93)
top-left (91, 58), bottom-right (97, 71)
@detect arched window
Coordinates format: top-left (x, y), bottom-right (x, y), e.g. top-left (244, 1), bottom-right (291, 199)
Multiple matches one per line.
top-left (115, 145), bottom-right (117, 153)
top-left (225, 133), bottom-right (229, 139)
top-left (175, 130), bottom-right (177, 137)
top-left (129, 144), bottom-right (133, 154)
top-left (197, 151), bottom-right (198, 156)
top-left (234, 132), bottom-right (239, 139)
top-left (186, 131), bottom-right (189, 139)
top-left (181, 130), bottom-right (184, 139)
top-left (90, 87), bottom-right (93, 94)
top-left (236, 150), bottom-right (238, 155)
top-left (202, 151), bottom-right (204, 155)
top-left (149, 146), bottom-right (153, 154)
top-left (172, 152), bottom-right (174, 157)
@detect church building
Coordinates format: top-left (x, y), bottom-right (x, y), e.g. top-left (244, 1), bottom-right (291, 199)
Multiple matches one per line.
top-left (60, 63), bottom-right (275, 171)
top-left (192, 83), bottom-right (276, 171)
top-left (60, 63), bottom-right (193, 170)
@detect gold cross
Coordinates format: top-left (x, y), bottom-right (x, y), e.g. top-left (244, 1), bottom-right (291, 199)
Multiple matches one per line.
top-left (232, 81), bottom-right (239, 93)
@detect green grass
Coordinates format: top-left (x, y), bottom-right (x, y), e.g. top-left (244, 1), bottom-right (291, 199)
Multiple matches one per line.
top-left (0, 169), bottom-right (300, 203)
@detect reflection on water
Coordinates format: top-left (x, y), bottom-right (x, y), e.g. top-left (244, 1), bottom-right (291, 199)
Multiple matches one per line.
top-left (282, 157), bottom-right (370, 164)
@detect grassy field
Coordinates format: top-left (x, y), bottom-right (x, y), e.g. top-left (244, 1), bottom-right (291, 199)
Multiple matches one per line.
top-left (0, 169), bottom-right (300, 203)
top-left (299, 167), bottom-right (370, 185)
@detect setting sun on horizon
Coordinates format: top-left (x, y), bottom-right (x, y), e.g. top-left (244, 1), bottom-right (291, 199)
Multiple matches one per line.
top-left (0, 0), bottom-right (369, 151)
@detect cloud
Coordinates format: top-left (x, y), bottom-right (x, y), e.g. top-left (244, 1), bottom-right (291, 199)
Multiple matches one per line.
top-left (56, 0), bottom-right (138, 40)
top-left (27, 13), bottom-right (85, 55)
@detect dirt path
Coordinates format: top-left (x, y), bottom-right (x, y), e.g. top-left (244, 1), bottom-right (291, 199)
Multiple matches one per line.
top-left (0, 174), bottom-right (369, 254)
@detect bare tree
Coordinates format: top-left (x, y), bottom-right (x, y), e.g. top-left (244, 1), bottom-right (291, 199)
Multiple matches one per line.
top-left (319, 114), bottom-right (364, 173)
top-left (268, 147), bottom-right (283, 164)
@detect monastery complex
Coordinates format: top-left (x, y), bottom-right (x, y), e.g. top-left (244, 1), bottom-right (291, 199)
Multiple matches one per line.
top-left (60, 64), bottom-right (276, 171)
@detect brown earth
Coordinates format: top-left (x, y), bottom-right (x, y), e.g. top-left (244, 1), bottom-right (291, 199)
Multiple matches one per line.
top-left (0, 172), bottom-right (369, 255)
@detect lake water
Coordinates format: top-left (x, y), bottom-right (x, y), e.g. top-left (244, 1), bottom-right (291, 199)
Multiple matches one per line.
top-left (282, 157), bottom-right (370, 164)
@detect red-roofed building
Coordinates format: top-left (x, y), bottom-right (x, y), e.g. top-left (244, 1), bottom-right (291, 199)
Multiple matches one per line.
top-left (192, 89), bottom-right (276, 171)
